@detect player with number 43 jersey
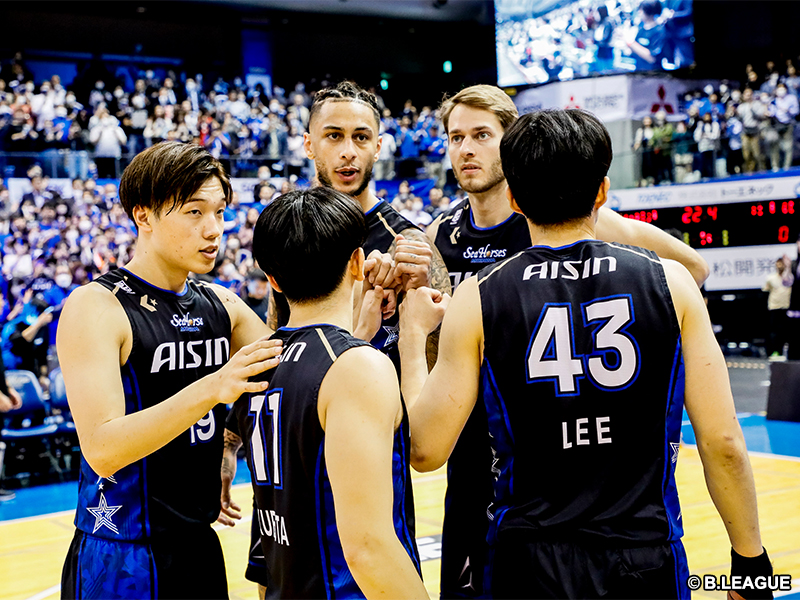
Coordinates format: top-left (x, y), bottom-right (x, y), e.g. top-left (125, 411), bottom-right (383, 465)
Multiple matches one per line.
top-left (402, 109), bottom-right (769, 599)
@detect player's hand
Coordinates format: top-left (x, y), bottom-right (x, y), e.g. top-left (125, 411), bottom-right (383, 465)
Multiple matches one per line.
top-left (218, 443), bottom-right (242, 527)
top-left (363, 250), bottom-right (397, 289)
top-left (208, 337), bottom-right (283, 404)
top-left (394, 234), bottom-right (433, 291)
top-left (400, 287), bottom-right (450, 338)
top-left (354, 284), bottom-right (386, 342)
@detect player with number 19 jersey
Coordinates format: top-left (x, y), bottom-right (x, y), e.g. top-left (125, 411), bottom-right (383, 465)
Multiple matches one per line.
top-left (63, 268), bottom-right (232, 599)
top-left (477, 240), bottom-right (688, 595)
top-left (236, 324), bottom-right (420, 599)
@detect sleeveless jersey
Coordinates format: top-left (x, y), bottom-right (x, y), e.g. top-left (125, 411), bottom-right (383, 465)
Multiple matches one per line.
top-left (478, 240), bottom-right (684, 548)
top-left (74, 269), bottom-right (232, 541)
top-left (363, 200), bottom-right (419, 370)
top-left (272, 200), bottom-right (417, 372)
top-left (433, 199), bottom-right (531, 597)
top-left (434, 198), bottom-right (530, 291)
top-left (236, 324), bottom-right (420, 599)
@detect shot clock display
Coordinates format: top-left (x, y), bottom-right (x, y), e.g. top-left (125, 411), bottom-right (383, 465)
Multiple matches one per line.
top-left (619, 200), bottom-right (799, 248)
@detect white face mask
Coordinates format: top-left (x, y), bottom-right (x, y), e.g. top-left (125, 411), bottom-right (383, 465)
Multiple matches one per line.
top-left (55, 273), bottom-right (73, 288)
top-left (114, 89), bottom-right (124, 98)
top-left (777, 88), bottom-right (788, 98)
top-left (78, 220), bottom-right (92, 233)
top-left (412, 201), bottom-right (424, 212)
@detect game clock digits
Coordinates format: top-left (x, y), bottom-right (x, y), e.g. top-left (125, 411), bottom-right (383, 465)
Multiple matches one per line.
top-left (620, 200), bottom-right (799, 248)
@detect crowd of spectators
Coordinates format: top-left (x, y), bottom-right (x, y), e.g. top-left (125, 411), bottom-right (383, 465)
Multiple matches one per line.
top-left (3, 50), bottom-right (800, 396)
top-left (633, 59), bottom-right (800, 186)
top-left (0, 56), bottom-right (453, 184)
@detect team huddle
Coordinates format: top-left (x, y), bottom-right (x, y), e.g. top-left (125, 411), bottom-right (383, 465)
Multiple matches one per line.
top-left (57, 82), bottom-right (774, 600)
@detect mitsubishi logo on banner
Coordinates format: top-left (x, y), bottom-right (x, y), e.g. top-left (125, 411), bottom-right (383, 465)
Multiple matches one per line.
top-left (650, 86), bottom-right (675, 114)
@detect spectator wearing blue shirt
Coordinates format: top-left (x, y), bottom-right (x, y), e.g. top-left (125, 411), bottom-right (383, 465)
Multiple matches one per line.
top-left (768, 83), bottom-right (799, 170)
top-left (626, 1), bottom-right (666, 72)
top-left (725, 104), bottom-right (744, 175)
top-left (423, 123), bottom-right (448, 188)
top-left (396, 116), bottom-right (421, 178)
top-left (43, 263), bottom-right (77, 345)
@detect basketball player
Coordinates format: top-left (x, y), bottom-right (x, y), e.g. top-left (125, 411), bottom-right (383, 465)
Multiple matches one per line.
top-left (400, 109), bottom-right (770, 599)
top-left (233, 186), bottom-right (438, 599)
top-left (428, 84), bottom-right (711, 599)
top-left (278, 80), bottom-right (451, 359)
top-left (220, 81), bottom-right (451, 595)
top-left (58, 142), bottom-right (282, 600)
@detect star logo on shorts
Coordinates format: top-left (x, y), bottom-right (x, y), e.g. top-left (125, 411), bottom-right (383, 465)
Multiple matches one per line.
top-left (382, 323), bottom-right (400, 347)
top-left (670, 442), bottom-right (680, 464)
top-left (87, 492), bottom-right (122, 535)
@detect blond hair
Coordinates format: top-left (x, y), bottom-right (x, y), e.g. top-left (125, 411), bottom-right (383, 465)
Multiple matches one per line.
top-left (439, 85), bottom-right (519, 135)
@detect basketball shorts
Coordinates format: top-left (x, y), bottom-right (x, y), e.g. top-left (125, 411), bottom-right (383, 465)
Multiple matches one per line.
top-left (488, 537), bottom-right (690, 599)
top-left (61, 525), bottom-right (228, 599)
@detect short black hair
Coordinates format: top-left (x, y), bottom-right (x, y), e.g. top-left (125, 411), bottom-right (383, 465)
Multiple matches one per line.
top-left (500, 109), bottom-right (613, 226)
top-left (640, 0), bottom-right (663, 17)
top-left (253, 187), bottom-right (367, 304)
top-left (308, 81), bottom-right (381, 129)
top-left (119, 141), bottom-right (231, 221)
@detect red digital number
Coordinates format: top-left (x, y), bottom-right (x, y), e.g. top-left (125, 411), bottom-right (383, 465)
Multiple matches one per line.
top-left (770, 201), bottom-right (776, 214)
top-left (706, 206), bottom-right (718, 221)
top-left (682, 206), bottom-right (693, 224)
top-left (692, 206), bottom-right (702, 223)
top-left (651, 210), bottom-right (658, 221)
top-left (751, 204), bottom-right (764, 217)
top-left (700, 231), bottom-right (713, 246)
top-left (782, 201), bottom-right (795, 215)
top-left (779, 226), bottom-right (790, 243)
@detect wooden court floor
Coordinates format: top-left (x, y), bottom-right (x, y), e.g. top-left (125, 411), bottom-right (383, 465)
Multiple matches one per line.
top-left (1, 445), bottom-right (799, 600)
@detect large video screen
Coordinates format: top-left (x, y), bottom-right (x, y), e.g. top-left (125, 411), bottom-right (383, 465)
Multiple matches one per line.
top-left (496, 0), bottom-right (694, 88)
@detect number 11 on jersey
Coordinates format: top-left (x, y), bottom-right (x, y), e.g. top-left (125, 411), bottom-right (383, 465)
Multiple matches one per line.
top-left (249, 389), bottom-right (284, 488)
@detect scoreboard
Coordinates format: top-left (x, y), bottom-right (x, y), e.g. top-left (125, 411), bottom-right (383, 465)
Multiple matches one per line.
top-left (608, 173), bottom-right (800, 290)
top-left (619, 199), bottom-right (798, 248)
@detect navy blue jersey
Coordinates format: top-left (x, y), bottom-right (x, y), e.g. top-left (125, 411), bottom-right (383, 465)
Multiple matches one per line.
top-left (73, 269), bottom-right (231, 541)
top-left (434, 199), bottom-right (530, 291)
top-left (271, 200), bottom-right (417, 371)
top-left (433, 200), bottom-right (531, 598)
top-left (363, 200), bottom-right (419, 369)
top-left (478, 241), bottom-right (684, 549)
top-left (235, 324), bottom-right (420, 599)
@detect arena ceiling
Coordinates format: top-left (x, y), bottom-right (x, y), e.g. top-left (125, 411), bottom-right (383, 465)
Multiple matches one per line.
top-left (196, 0), bottom-right (493, 22)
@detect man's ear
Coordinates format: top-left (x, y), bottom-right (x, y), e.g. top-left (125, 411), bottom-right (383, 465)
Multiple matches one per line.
top-left (303, 132), bottom-right (314, 160)
top-left (594, 176), bottom-right (610, 212)
top-left (506, 187), bottom-right (524, 216)
top-left (350, 247), bottom-right (366, 282)
top-left (131, 205), bottom-right (154, 232)
top-left (266, 274), bottom-right (282, 294)
top-left (374, 133), bottom-right (382, 163)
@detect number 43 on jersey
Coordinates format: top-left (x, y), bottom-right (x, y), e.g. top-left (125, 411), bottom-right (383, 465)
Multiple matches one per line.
top-left (526, 295), bottom-right (640, 396)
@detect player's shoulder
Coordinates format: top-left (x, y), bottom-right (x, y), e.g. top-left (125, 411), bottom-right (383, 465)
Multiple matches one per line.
top-left (58, 282), bottom-right (131, 345)
top-left (64, 280), bottom-right (124, 314)
top-left (331, 342), bottom-right (398, 386)
top-left (202, 280), bottom-right (247, 317)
